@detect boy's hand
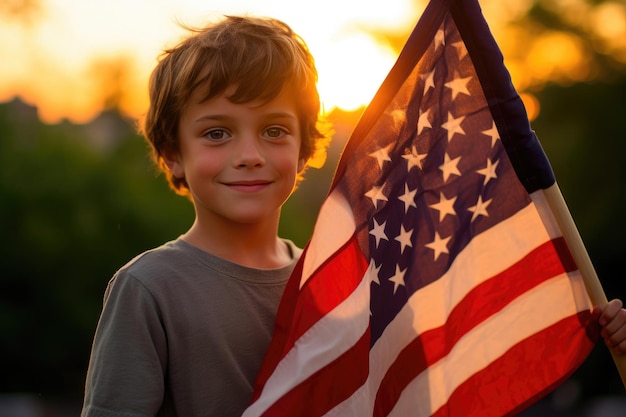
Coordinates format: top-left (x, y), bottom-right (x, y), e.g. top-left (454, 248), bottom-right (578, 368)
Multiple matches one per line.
top-left (593, 299), bottom-right (626, 355)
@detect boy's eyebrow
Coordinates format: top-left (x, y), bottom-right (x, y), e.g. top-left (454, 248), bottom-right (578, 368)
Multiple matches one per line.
top-left (193, 112), bottom-right (298, 123)
top-left (262, 112), bottom-right (299, 121)
top-left (193, 114), bottom-right (231, 123)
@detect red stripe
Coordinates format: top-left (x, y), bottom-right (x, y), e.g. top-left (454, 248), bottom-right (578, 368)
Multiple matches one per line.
top-left (261, 326), bottom-right (372, 417)
top-left (374, 237), bottom-right (575, 416)
top-left (286, 236), bottom-right (368, 351)
top-left (251, 250), bottom-right (307, 399)
top-left (431, 312), bottom-right (597, 417)
top-left (252, 235), bottom-right (367, 401)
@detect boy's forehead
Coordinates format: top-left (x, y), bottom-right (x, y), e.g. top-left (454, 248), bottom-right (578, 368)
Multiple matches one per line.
top-left (191, 83), bottom-right (299, 109)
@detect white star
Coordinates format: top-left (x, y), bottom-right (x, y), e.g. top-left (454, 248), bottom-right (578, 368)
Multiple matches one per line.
top-left (441, 112), bottom-right (466, 141)
top-left (445, 75), bottom-right (472, 100)
top-left (452, 41), bottom-right (468, 60)
top-left (439, 153), bottom-right (462, 182)
top-left (369, 218), bottom-right (388, 248)
top-left (402, 145), bottom-right (427, 171)
top-left (434, 29), bottom-right (445, 49)
top-left (395, 225), bottom-right (414, 254)
top-left (468, 195), bottom-right (492, 222)
top-left (369, 144), bottom-right (392, 170)
top-left (482, 121), bottom-right (500, 148)
top-left (429, 192), bottom-right (457, 221)
top-left (417, 109), bottom-right (432, 135)
top-left (365, 185), bottom-right (388, 208)
top-left (367, 259), bottom-right (381, 285)
top-left (421, 69), bottom-right (435, 93)
top-left (388, 264), bottom-right (407, 294)
top-left (476, 158), bottom-right (499, 186)
top-left (425, 231), bottom-right (451, 261)
top-left (390, 109), bottom-right (406, 130)
top-left (398, 183), bottom-right (417, 214)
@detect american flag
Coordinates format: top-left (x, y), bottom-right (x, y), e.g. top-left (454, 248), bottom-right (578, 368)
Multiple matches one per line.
top-left (244, 0), bottom-right (598, 415)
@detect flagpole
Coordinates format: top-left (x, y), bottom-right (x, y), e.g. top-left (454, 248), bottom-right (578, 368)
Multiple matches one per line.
top-left (542, 182), bottom-right (626, 389)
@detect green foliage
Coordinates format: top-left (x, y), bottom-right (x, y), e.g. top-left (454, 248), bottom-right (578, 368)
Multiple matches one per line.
top-left (1, 66), bottom-right (625, 410)
top-left (0, 99), bottom-right (349, 404)
top-left (532, 77), bottom-right (626, 398)
top-left (0, 101), bottom-right (193, 400)
top-left (534, 77), bottom-right (626, 290)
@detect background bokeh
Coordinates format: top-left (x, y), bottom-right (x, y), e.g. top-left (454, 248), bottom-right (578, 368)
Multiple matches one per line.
top-left (1, 0), bottom-right (625, 415)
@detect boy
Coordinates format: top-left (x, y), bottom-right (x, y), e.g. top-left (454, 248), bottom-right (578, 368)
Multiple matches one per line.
top-left (81, 16), bottom-right (329, 417)
top-left (82, 14), bottom-right (626, 417)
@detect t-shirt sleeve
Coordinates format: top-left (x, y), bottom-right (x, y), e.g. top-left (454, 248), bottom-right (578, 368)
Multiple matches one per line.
top-left (81, 270), bottom-right (168, 417)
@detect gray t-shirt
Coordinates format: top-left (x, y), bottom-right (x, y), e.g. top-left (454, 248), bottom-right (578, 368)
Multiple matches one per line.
top-left (81, 238), bottom-right (301, 417)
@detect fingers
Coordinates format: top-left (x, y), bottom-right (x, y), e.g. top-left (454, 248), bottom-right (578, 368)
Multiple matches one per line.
top-left (600, 299), bottom-right (626, 355)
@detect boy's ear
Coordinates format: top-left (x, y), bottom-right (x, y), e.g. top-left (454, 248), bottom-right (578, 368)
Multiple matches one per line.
top-left (162, 148), bottom-right (184, 178)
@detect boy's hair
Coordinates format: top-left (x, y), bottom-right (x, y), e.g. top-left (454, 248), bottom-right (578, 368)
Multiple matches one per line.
top-left (140, 15), bottom-right (330, 195)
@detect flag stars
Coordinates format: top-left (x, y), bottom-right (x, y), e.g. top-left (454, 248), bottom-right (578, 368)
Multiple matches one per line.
top-left (468, 195), bottom-right (492, 222)
top-left (452, 41), bottom-right (468, 60)
top-left (402, 145), bottom-right (427, 172)
top-left (369, 144), bottom-right (393, 170)
top-left (365, 185), bottom-right (388, 208)
top-left (434, 29), bottom-right (446, 49)
top-left (369, 218), bottom-right (388, 248)
top-left (476, 158), bottom-right (499, 186)
top-left (398, 183), bottom-right (417, 213)
top-left (425, 231), bottom-right (451, 261)
top-left (390, 109), bottom-right (406, 131)
top-left (444, 74), bottom-right (472, 100)
top-left (421, 69), bottom-right (436, 93)
top-left (482, 121), bottom-right (500, 148)
top-left (388, 264), bottom-right (407, 294)
top-left (441, 112), bottom-right (466, 141)
top-left (395, 225), bottom-right (414, 254)
top-left (439, 153), bottom-right (462, 182)
top-left (429, 192), bottom-right (457, 221)
top-left (367, 259), bottom-right (381, 286)
top-left (417, 109), bottom-right (432, 135)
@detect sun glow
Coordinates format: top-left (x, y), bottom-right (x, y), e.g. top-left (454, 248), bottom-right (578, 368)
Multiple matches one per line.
top-left (0, 0), bottom-right (419, 124)
top-left (3, 0), bottom-right (625, 125)
top-left (315, 34), bottom-right (399, 112)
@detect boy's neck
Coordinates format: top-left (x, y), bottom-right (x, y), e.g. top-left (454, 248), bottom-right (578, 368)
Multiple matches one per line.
top-left (181, 217), bottom-right (292, 269)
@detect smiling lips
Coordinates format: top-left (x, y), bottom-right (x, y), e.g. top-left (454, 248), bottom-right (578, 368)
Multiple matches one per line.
top-left (224, 180), bottom-right (272, 192)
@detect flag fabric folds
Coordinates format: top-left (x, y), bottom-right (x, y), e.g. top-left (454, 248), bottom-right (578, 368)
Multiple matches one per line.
top-left (244, 0), bottom-right (598, 415)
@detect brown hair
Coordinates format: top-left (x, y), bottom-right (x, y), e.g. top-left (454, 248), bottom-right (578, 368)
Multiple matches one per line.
top-left (140, 15), bottom-right (330, 195)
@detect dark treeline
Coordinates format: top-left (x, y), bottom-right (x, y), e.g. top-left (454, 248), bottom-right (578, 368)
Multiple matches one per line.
top-left (0, 73), bottom-right (625, 411)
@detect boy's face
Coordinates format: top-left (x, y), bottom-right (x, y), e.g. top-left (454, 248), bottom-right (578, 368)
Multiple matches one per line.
top-left (168, 85), bottom-right (305, 226)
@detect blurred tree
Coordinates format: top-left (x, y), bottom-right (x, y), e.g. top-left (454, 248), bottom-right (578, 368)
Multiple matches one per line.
top-left (494, 0), bottom-right (626, 92)
top-left (534, 77), bottom-right (626, 300)
top-left (87, 55), bottom-right (143, 119)
top-left (1, 0), bottom-right (626, 411)
top-left (0, 100), bottom-right (193, 402)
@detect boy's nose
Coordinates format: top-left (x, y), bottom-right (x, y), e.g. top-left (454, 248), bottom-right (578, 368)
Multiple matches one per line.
top-left (233, 135), bottom-right (265, 168)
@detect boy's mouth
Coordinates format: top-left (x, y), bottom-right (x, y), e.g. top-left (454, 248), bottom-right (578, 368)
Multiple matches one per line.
top-left (224, 180), bottom-right (272, 192)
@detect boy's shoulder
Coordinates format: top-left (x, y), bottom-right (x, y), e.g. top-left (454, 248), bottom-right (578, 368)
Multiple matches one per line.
top-left (113, 238), bottom-right (193, 284)
top-left (109, 237), bottom-right (302, 292)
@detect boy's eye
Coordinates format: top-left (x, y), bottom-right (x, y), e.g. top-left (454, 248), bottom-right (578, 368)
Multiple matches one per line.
top-left (264, 127), bottom-right (287, 139)
top-left (204, 129), bottom-right (230, 141)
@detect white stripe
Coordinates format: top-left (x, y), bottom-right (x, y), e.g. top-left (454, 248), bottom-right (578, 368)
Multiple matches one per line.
top-left (389, 272), bottom-right (588, 416)
top-left (326, 202), bottom-right (549, 415)
top-left (325, 200), bottom-right (590, 415)
top-left (301, 189), bottom-right (356, 289)
top-left (242, 268), bottom-right (371, 417)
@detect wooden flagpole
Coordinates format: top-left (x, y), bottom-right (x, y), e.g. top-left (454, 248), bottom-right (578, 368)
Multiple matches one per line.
top-left (542, 182), bottom-right (626, 389)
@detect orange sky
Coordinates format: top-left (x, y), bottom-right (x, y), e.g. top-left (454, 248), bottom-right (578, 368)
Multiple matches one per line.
top-left (0, 0), bottom-right (421, 123)
top-left (1, 0), bottom-right (624, 124)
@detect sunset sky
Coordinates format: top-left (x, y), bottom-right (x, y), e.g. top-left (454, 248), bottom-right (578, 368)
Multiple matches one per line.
top-left (1, 0), bottom-right (625, 124)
